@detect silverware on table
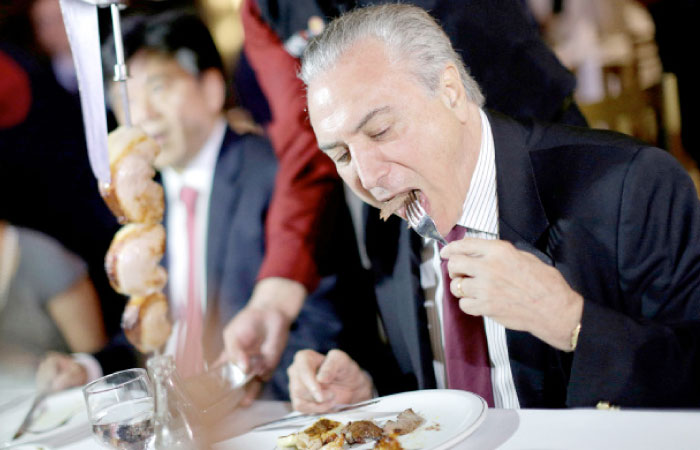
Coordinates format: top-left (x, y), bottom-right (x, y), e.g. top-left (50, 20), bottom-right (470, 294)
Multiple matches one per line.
top-left (11, 390), bottom-right (49, 441)
top-left (405, 190), bottom-right (447, 245)
top-left (250, 398), bottom-right (381, 431)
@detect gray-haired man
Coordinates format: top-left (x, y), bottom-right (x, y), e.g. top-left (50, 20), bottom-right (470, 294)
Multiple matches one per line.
top-left (287, 4), bottom-right (700, 411)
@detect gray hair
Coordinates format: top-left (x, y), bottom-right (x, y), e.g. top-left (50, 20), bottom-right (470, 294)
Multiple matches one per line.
top-left (299, 4), bottom-right (484, 106)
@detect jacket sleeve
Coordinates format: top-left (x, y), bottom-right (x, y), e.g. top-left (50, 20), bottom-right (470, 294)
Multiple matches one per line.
top-left (240, 0), bottom-right (340, 292)
top-left (568, 147), bottom-right (700, 407)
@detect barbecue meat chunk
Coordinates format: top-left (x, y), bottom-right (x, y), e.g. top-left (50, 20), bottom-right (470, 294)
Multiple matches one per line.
top-left (100, 126), bottom-right (164, 225)
top-left (373, 434), bottom-right (403, 450)
top-left (342, 420), bottom-right (383, 444)
top-left (382, 408), bottom-right (424, 436)
top-left (105, 223), bottom-right (167, 296)
top-left (122, 292), bottom-right (172, 353)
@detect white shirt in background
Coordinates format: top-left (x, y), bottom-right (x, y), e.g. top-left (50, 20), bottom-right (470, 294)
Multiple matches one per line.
top-left (162, 118), bottom-right (226, 356)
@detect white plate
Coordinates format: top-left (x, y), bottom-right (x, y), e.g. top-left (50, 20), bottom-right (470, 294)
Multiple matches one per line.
top-left (219, 389), bottom-right (487, 450)
top-left (0, 388), bottom-right (89, 448)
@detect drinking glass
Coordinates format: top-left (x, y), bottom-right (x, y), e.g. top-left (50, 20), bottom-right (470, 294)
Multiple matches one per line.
top-left (83, 368), bottom-right (155, 450)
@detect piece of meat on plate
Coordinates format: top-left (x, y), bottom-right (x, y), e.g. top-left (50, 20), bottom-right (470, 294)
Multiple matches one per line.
top-left (342, 420), bottom-right (384, 444)
top-left (277, 418), bottom-right (343, 450)
top-left (382, 408), bottom-right (425, 436)
top-left (373, 434), bottom-right (403, 450)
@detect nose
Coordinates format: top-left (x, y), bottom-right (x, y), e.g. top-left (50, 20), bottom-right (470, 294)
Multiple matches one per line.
top-left (351, 145), bottom-right (389, 191)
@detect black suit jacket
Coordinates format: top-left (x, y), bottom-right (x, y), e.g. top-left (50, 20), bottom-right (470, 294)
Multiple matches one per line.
top-left (166, 127), bottom-right (388, 399)
top-left (367, 112), bottom-right (700, 407)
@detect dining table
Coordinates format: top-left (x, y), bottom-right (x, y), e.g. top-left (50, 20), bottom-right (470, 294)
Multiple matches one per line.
top-left (3, 387), bottom-right (700, 450)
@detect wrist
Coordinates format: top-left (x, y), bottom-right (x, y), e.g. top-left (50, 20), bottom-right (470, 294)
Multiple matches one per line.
top-left (569, 322), bottom-right (582, 352)
top-left (561, 292), bottom-right (583, 352)
top-left (249, 277), bottom-right (307, 324)
top-left (72, 353), bottom-right (102, 383)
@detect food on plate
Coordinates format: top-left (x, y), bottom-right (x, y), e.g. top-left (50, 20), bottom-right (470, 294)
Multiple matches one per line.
top-left (100, 126), bottom-right (164, 224)
top-left (105, 223), bottom-right (167, 297)
top-left (343, 420), bottom-right (384, 444)
top-left (382, 408), bottom-right (424, 436)
top-left (373, 434), bottom-right (402, 450)
top-left (277, 418), bottom-right (343, 449)
top-left (277, 409), bottom-right (425, 450)
top-left (122, 292), bottom-right (172, 352)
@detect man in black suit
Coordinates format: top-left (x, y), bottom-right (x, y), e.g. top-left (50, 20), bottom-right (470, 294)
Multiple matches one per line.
top-left (288, 3), bottom-right (700, 410)
top-left (96, 10), bottom-right (385, 399)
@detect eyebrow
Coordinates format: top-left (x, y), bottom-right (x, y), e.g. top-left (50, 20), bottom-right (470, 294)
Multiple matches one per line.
top-left (318, 106), bottom-right (391, 152)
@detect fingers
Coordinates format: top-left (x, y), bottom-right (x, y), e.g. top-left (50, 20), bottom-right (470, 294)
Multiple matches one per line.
top-left (316, 349), bottom-right (355, 384)
top-left (239, 379), bottom-right (263, 407)
top-left (439, 236), bottom-right (491, 259)
top-left (222, 312), bottom-right (263, 373)
top-left (53, 363), bottom-right (87, 391)
top-left (288, 350), bottom-right (328, 406)
top-left (36, 353), bottom-right (87, 392)
top-left (222, 307), bottom-right (290, 379)
top-left (36, 353), bottom-right (61, 390)
top-left (258, 311), bottom-right (289, 376)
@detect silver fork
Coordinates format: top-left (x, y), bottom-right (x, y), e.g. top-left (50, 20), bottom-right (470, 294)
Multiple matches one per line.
top-left (405, 191), bottom-right (447, 245)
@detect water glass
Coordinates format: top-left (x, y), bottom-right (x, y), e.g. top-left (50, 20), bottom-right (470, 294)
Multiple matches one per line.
top-left (83, 368), bottom-right (155, 450)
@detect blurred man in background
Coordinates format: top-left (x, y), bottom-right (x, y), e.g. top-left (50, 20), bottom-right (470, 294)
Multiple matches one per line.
top-left (100, 10), bottom-right (387, 399)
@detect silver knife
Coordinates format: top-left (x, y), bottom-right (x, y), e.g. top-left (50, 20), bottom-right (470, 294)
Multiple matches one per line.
top-left (251, 398), bottom-right (383, 431)
top-left (58, 0), bottom-right (128, 185)
top-left (11, 391), bottom-right (49, 441)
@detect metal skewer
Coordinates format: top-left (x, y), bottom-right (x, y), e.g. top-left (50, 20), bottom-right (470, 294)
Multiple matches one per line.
top-left (58, 0), bottom-right (130, 184)
top-left (109, 2), bottom-right (131, 127)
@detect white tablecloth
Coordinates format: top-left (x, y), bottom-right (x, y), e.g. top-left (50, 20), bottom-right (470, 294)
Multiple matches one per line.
top-left (5, 398), bottom-right (700, 449)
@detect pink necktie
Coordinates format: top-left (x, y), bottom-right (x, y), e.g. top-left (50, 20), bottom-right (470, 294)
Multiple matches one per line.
top-left (175, 185), bottom-right (205, 379)
top-left (440, 226), bottom-right (494, 406)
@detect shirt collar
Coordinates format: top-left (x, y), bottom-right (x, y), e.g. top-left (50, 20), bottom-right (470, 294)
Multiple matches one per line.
top-left (457, 109), bottom-right (499, 235)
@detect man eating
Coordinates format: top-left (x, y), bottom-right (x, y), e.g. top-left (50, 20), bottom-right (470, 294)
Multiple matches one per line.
top-left (287, 3), bottom-right (700, 410)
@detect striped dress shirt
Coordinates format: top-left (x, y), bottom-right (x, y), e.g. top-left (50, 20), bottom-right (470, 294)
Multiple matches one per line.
top-left (420, 109), bottom-right (520, 408)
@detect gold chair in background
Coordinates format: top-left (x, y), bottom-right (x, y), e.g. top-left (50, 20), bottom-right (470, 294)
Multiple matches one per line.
top-left (579, 64), bottom-right (699, 195)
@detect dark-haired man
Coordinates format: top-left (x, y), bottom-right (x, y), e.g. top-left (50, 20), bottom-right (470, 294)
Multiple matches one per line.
top-left (99, 10), bottom-right (383, 399)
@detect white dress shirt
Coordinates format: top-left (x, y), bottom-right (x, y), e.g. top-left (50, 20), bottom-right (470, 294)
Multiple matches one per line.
top-left (420, 109), bottom-right (520, 408)
top-left (162, 118), bottom-right (226, 356)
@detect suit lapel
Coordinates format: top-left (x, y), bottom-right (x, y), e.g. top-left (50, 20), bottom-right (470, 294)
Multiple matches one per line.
top-left (488, 112), bottom-right (572, 407)
top-left (204, 129), bottom-right (243, 353)
top-left (366, 210), bottom-right (436, 389)
top-left (489, 111), bottom-right (549, 246)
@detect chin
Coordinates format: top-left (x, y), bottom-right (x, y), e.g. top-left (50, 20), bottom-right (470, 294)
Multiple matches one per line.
top-left (354, 190), bottom-right (382, 209)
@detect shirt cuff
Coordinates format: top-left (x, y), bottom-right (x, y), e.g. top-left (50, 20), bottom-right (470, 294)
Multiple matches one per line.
top-left (72, 352), bottom-right (103, 383)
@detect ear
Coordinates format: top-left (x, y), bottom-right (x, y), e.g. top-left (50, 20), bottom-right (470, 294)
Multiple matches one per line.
top-left (199, 68), bottom-right (226, 113)
top-left (439, 63), bottom-right (469, 122)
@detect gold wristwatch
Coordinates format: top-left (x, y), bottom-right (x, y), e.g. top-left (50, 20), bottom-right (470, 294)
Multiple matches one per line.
top-left (570, 322), bottom-right (582, 351)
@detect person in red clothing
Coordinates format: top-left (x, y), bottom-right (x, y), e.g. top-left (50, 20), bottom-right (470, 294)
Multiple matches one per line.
top-left (234, 0), bottom-right (592, 406)
top-left (218, 0), bottom-right (344, 395)
top-left (0, 49), bottom-right (32, 129)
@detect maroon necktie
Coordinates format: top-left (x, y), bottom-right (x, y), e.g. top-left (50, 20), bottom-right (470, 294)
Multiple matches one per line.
top-left (175, 185), bottom-right (205, 379)
top-left (440, 226), bottom-right (494, 406)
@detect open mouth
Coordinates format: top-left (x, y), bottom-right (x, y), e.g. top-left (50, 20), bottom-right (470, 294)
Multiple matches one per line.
top-left (379, 190), bottom-right (416, 221)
